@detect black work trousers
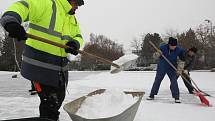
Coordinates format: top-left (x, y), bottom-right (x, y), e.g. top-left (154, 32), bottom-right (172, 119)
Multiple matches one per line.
top-left (37, 84), bottom-right (66, 121)
top-left (182, 72), bottom-right (194, 93)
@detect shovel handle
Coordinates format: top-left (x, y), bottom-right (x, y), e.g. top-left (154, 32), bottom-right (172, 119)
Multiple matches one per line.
top-left (26, 33), bottom-right (120, 68)
top-left (149, 41), bottom-right (177, 70)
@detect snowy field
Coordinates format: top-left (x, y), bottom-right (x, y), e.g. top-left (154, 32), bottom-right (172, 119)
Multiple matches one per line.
top-left (0, 71), bottom-right (215, 121)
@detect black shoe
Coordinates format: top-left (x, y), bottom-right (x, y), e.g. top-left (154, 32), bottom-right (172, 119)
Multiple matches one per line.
top-left (28, 89), bottom-right (36, 92)
top-left (146, 95), bottom-right (154, 100)
top-left (30, 91), bottom-right (37, 95)
top-left (175, 99), bottom-right (181, 103)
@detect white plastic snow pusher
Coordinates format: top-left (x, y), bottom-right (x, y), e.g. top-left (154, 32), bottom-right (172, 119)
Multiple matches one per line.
top-left (63, 89), bottom-right (144, 121)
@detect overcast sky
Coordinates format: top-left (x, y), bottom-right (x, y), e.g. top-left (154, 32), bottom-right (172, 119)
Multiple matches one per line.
top-left (1, 0), bottom-right (215, 49)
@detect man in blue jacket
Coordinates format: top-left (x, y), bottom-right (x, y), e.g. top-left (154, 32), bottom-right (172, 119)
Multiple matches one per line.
top-left (148, 37), bottom-right (185, 103)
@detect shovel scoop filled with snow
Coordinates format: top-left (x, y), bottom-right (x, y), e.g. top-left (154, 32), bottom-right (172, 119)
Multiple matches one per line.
top-left (63, 89), bottom-right (144, 121)
top-left (110, 54), bottom-right (138, 74)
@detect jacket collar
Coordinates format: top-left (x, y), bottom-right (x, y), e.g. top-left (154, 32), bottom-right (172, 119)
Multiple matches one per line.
top-left (57, 0), bottom-right (72, 13)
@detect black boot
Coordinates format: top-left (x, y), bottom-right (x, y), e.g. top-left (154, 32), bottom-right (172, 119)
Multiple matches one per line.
top-left (146, 95), bottom-right (154, 100)
top-left (175, 97), bottom-right (181, 103)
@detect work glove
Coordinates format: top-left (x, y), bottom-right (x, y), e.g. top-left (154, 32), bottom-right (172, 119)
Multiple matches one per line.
top-left (65, 41), bottom-right (79, 55)
top-left (183, 70), bottom-right (188, 74)
top-left (4, 22), bottom-right (27, 41)
top-left (176, 69), bottom-right (183, 75)
top-left (177, 59), bottom-right (185, 75)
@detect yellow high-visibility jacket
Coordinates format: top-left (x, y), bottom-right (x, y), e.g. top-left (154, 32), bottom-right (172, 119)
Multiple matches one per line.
top-left (2, 0), bottom-right (84, 87)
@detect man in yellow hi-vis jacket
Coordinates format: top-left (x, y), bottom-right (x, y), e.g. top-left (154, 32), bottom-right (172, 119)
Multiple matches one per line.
top-left (0, 0), bottom-right (84, 120)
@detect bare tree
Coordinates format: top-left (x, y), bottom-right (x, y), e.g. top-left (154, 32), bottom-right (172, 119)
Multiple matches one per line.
top-left (196, 24), bottom-right (210, 48)
top-left (130, 37), bottom-right (142, 55)
top-left (80, 33), bottom-right (124, 70)
top-left (177, 28), bottom-right (201, 49)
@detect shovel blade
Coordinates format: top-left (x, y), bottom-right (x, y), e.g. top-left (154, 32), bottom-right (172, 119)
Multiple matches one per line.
top-left (110, 67), bottom-right (123, 74)
top-left (195, 91), bottom-right (210, 106)
top-left (110, 54), bottom-right (138, 74)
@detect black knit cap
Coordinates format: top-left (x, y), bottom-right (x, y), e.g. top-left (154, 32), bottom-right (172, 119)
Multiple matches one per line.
top-left (168, 37), bottom-right (178, 46)
top-left (189, 47), bottom-right (198, 53)
top-left (67, 0), bottom-right (84, 6)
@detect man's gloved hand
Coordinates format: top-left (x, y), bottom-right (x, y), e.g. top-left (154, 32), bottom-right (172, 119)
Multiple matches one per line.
top-left (65, 41), bottom-right (79, 55)
top-left (4, 22), bottom-right (27, 41)
top-left (176, 69), bottom-right (183, 75)
top-left (177, 59), bottom-right (185, 75)
top-left (183, 70), bottom-right (188, 74)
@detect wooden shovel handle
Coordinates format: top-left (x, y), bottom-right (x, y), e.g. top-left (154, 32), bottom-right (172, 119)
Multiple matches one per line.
top-left (26, 33), bottom-right (120, 68)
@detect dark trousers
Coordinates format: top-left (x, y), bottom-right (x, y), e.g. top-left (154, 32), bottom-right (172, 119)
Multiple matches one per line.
top-left (181, 72), bottom-right (194, 93)
top-left (36, 83), bottom-right (66, 121)
top-left (150, 69), bottom-right (179, 99)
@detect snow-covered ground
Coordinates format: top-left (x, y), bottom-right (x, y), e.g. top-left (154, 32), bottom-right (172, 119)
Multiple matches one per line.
top-left (0, 71), bottom-right (215, 121)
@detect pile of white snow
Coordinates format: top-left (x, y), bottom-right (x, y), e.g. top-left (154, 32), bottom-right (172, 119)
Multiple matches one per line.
top-left (76, 89), bottom-right (138, 119)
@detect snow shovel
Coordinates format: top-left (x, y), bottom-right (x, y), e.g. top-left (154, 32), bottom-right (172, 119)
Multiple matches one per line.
top-left (149, 41), bottom-right (211, 106)
top-left (110, 54), bottom-right (138, 74)
top-left (26, 33), bottom-right (134, 74)
top-left (63, 89), bottom-right (144, 121)
top-left (184, 74), bottom-right (211, 97)
top-left (180, 72), bottom-right (212, 97)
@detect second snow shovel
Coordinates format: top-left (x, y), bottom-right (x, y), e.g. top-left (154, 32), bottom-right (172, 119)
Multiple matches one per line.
top-left (149, 41), bottom-right (211, 106)
top-left (26, 33), bottom-right (133, 74)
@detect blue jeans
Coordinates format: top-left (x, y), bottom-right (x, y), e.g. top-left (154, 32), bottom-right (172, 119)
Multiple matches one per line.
top-left (150, 68), bottom-right (179, 99)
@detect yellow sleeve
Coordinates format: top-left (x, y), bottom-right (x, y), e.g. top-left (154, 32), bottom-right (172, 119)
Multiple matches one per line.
top-left (5, 0), bottom-right (46, 23)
